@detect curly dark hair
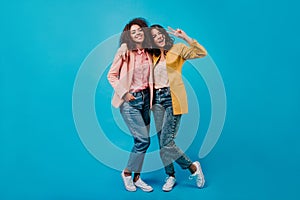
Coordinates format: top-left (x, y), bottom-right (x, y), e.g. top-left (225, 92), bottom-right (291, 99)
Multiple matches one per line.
top-left (119, 18), bottom-right (151, 51)
top-left (149, 24), bottom-right (174, 57)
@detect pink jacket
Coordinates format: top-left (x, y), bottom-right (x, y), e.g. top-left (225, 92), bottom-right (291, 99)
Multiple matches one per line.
top-left (107, 50), bottom-right (154, 108)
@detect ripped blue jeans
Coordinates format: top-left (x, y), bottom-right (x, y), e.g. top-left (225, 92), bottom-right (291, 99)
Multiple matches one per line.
top-left (152, 87), bottom-right (192, 176)
top-left (120, 89), bottom-right (150, 173)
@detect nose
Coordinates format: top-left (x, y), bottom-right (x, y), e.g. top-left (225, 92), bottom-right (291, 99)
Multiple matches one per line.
top-left (136, 30), bottom-right (143, 36)
top-left (157, 34), bottom-right (163, 40)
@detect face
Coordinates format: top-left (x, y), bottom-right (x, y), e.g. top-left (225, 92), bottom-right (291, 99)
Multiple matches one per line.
top-left (130, 24), bottom-right (144, 44)
top-left (151, 28), bottom-right (165, 48)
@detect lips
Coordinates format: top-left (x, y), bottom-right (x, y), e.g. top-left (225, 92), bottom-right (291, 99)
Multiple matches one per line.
top-left (135, 34), bottom-right (143, 40)
top-left (157, 38), bottom-right (165, 45)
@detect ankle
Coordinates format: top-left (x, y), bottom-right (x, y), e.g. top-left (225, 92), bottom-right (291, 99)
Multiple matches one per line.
top-left (188, 163), bottom-right (197, 174)
top-left (133, 173), bottom-right (140, 182)
top-left (123, 169), bottom-right (132, 177)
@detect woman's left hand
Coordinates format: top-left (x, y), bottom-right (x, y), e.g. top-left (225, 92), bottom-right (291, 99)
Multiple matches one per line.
top-left (167, 26), bottom-right (187, 39)
top-left (168, 26), bottom-right (193, 44)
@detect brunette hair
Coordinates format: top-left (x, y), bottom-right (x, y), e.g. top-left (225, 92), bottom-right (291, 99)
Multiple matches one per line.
top-left (149, 24), bottom-right (174, 57)
top-left (119, 18), bottom-right (151, 51)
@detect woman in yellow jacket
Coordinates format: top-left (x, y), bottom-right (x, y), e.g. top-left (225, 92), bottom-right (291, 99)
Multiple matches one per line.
top-left (149, 24), bottom-right (207, 191)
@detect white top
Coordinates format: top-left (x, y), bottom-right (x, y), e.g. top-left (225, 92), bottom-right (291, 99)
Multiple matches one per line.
top-left (153, 60), bottom-right (169, 89)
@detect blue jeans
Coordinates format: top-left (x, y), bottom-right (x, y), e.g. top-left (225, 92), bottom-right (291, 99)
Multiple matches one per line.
top-left (152, 87), bottom-right (192, 176)
top-left (120, 89), bottom-right (150, 173)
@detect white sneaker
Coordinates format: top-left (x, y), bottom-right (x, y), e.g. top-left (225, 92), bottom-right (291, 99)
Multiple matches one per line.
top-left (189, 161), bottom-right (205, 188)
top-left (121, 171), bottom-right (136, 192)
top-left (134, 178), bottom-right (153, 192)
top-left (162, 176), bottom-right (176, 192)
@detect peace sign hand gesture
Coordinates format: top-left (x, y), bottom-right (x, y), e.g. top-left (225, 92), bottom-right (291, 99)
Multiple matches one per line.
top-left (167, 26), bottom-right (193, 45)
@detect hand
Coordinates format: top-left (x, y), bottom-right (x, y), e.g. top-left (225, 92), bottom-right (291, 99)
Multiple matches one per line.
top-left (123, 92), bottom-right (135, 102)
top-left (118, 43), bottom-right (129, 60)
top-left (168, 26), bottom-right (193, 44)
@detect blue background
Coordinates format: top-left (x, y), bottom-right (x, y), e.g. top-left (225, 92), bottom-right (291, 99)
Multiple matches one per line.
top-left (1, 0), bottom-right (299, 199)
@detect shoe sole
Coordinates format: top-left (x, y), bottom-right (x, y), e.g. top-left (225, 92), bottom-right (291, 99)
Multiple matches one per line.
top-left (134, 184), bottom-right (153, 192)
top-left (162, 183), bottom-right (175, 192)
top-left (162, 188), bottom-right (173, 192)
top-left (138, 188), bottom-right (153, 192)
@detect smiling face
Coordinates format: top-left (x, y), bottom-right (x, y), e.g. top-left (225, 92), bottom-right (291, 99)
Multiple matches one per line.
top-left (151, 28), bottom-right (166, 48)
top-left (130, 24), bottom-right (144, 45)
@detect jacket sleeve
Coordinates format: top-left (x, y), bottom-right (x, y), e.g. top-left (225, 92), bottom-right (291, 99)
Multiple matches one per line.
top-left (107, 50), bottom-right (128, 99)
top-left (179, 39), bottom-right (207, 60)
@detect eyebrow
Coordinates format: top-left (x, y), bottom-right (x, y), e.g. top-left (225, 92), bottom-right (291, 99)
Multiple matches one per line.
top-left (131, 28), bottom-right (143, 32)
top-left (152, 31), bottom-right (161, 36)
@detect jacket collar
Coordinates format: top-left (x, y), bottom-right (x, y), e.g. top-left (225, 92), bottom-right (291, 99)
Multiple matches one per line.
top-left (153, 54), bottom-right (161, 66)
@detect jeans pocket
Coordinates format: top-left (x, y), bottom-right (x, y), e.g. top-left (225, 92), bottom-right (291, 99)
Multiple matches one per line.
top-left (128, 95), bottom-right (142, 107)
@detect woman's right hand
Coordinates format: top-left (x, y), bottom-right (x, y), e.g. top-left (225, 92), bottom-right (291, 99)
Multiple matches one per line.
top-left (123, 92), bottom-right (135, 102)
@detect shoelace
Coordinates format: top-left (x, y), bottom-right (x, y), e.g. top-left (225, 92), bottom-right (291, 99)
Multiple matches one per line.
top-left (189, 173), bottom-right (204, 186)
top-left (137, 179), bottom-right (148, 187)
top-left (125, 177), bottom-right (135, 187)
top-left (165, 177), bottom-right (175, 184)
top-left (189, 173), bottom-right (203, 180)
top-left (189, 175), bottom-right (194, 180)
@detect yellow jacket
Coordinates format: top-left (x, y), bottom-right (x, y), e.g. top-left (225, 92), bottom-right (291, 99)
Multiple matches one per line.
top-left (153, 40), bottom-right (207, 115)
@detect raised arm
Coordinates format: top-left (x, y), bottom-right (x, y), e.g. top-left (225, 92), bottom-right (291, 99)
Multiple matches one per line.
top-left (168, 26), bottom-right (207, 59)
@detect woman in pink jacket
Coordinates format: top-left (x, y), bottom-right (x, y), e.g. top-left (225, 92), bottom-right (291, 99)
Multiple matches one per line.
top-left (107, 18), bottom-right (153, 192)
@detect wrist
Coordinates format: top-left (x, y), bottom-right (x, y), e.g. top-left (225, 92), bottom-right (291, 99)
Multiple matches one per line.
top-left (185, 36), bottom-right (193, 45)
top-left (122, 92), bottom-right (128, 99)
